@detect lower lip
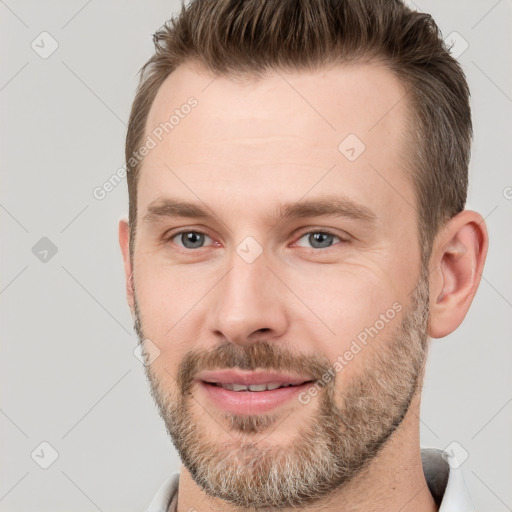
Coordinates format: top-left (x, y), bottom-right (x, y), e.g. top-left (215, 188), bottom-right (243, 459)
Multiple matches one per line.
top-left (198, 381), bottom-right (315, 415)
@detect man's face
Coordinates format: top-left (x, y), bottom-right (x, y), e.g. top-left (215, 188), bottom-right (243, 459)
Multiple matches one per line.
top-left (129, 62), bottom-right (429, 507)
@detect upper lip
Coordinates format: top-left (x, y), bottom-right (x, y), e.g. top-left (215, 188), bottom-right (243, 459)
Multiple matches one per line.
top-left (197, 369), bottom-right (314, 386)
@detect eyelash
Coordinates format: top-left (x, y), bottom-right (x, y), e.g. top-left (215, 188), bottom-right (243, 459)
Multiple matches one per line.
top-left (165, 228), bottom-right (349, 251)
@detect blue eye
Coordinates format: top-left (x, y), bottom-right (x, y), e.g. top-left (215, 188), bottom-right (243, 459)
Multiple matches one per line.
top-left (168, 230), bottom-right (345, 251)
top-left (171, 231), bottom-right (213, 249)
top-left (295, 231), bottom-right (342, 249)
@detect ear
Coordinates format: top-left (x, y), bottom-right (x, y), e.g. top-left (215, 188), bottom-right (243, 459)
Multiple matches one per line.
top-left (118, 217), bottom-right (135, 316)
top-left (427, 210), bottom-right (489, 338)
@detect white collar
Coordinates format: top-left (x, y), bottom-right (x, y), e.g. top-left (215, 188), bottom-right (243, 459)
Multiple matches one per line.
top-left (422, 447), bottom-right (475, 511)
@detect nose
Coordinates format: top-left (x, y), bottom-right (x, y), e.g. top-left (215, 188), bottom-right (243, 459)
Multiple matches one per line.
top-left (207, 249), bottom-right (289, 347)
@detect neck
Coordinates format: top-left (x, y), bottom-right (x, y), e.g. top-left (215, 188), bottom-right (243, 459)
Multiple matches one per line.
top-left (176, 395), bottom-right (438, 512)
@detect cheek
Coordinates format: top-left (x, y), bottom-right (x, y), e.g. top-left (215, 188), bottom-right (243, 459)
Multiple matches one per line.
top-left (133, 262), bottom-right (212, 348)
top-left (287, 264), bottom-right (404, 367)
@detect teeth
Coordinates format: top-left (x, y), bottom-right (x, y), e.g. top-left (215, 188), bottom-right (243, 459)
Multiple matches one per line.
top-left (215, 382), bottom-right (296, 391)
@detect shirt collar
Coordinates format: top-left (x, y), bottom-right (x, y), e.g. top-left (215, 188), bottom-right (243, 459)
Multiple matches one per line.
top-left (422, 447), bottom-right (476, 512)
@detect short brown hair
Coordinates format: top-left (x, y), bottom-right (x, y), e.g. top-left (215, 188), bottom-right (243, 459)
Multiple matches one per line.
top-left (125, 0), bottom-right (471, 267)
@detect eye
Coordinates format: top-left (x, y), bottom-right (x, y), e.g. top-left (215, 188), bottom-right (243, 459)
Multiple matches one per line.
top-left (295, 230), bottom-right (344, 249)
top-left (170, 230), bottom-right (213, 249)
top-left (167, 229), bottom-right (346, 251)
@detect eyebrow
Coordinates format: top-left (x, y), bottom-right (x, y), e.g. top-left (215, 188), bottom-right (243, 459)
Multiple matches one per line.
top-left (143, 195), bottom-right (377, 226)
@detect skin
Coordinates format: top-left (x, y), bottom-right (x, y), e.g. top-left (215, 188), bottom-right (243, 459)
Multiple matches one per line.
top-left (119, 61), bottom-right (488, 511)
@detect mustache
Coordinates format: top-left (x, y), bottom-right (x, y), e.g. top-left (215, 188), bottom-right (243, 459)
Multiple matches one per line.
top-left (177, 340), bottom-right (333, 394)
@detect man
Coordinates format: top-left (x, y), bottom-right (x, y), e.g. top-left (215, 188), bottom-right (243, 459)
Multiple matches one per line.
top-left (118, 0), bottom-right (488, 510)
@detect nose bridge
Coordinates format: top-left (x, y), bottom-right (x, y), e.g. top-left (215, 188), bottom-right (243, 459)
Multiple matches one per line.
top-left (208, 244), bottom-right (288, 344)
top-left (227, 247), bottom-right (268, 303)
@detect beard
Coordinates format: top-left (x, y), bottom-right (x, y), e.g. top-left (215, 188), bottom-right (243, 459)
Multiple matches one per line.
top-left (132, 268), bottom-right (430, 509)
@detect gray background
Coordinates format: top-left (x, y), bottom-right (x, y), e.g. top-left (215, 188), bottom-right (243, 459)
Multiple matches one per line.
top-left (1, 0), bottom-right (511, 510)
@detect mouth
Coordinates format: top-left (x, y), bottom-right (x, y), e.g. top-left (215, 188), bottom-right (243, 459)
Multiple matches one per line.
top-left (203, 381), bottom-right (313, 391)
top-left (196, 370), bottom-right (317, 414)
top-left (198, 368), bottom-right (315, 388)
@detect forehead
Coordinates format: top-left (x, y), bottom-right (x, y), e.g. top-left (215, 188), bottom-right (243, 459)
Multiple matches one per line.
top-left (138, 61), bottom-right (415, 227)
